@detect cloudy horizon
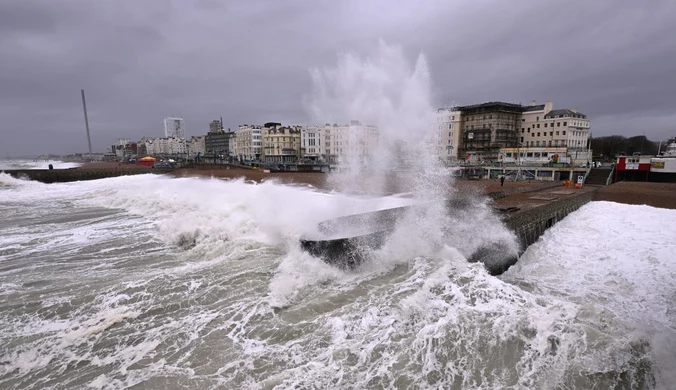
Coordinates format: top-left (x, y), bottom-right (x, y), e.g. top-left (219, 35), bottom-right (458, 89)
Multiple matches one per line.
top-left (1, 0), bottom-right (675, 156)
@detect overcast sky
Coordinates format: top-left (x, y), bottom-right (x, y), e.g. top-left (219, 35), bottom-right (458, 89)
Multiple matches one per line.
top-left (1, 0), bottom-right (675, 156)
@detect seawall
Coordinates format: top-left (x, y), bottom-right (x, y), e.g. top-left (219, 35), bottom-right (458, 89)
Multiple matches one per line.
top-left (0, 168), bottom-right (173, 184)
top-left (500, 188), bottom-right (597, 251)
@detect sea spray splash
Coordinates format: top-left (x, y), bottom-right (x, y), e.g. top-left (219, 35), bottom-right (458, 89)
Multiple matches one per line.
top-left (305, 40), bottom-right (446, 196)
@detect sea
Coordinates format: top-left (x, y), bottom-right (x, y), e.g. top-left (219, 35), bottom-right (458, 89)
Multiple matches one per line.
top-left (1, 159), bottom-right (675, 389)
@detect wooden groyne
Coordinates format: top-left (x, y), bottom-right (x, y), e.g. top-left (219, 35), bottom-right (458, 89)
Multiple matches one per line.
top-left (0, 168), bottom-right (173, 184)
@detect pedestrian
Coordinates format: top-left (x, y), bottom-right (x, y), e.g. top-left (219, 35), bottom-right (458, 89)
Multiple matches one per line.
top-left (500, 175), bottom-right (505, 187)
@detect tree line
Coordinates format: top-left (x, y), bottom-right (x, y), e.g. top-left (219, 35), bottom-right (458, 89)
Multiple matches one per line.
top-left (589, 135), bottom-right (671, 159)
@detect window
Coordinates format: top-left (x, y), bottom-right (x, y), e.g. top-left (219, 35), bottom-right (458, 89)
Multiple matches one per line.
top-left (550, 132), bottom-right (553, 136)
top-left (522, 129), bottom-right (525, 133)
top-left (536, 116), bottom-right (539, 122)
top-left (544, 123), bottom-right (548, 128)
top-left (520, 137), bottom-right (524, 142)
top-left (522, 118), bottom-right (525, 122)
top-left (562, 131), bottom-right (566, 135)
top-left (537, 132), bottom-right (541, 137)
top-left (556, 131), bottom-right (559, 135)
top-left (448, 123), bottom-right (453, 129)
top-left (537, 124), bottom-right (540, 128)
top-left (527, 129), bottom-right (530, 133)
top-left (557, 122), bottom-right (561, 127)
top-left (563, 122), bottom-right (567, 126)
top-left (532, 124), bottom-right (535, 129)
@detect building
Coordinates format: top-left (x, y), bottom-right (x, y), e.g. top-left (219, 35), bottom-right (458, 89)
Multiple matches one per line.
top-left (235, 125), bottom-right (262, 161)
top-left (206, 128), bottom-right (231, 158)
top-left (209, 119), bottom-right (222, 134)
top-left (325, 121), bottom-right (378, 164)
top-left (187, 136), bottom-right (206, 158)
top-left (261, 123), bottom-right (302, 164)
top-left (164, 117), bottom-right (185, 139)
top-left (112, 138), bottom-right (138, 158)
top-left (519, 101), bottom-right (590, 150)
top-left (444, 100), bottom-right (591, 162)
top-left (301, 125), bottom-right (328, 162)
top-left (228, 132), bottom-right (237, 157)
top-left (436, 108), bottom-right (462, 161)
top-left (140, 137), bottom-right (187, 156)
top-left (456, 102), bottom-right (522, 161)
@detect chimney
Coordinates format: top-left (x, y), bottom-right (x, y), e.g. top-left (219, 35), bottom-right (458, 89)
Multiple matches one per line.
top-left (544, 101), bottom-right (554, 113)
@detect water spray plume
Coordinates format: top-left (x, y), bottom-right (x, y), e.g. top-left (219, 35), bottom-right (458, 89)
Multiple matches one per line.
top-left (306, 41), bottom-right (445, 196)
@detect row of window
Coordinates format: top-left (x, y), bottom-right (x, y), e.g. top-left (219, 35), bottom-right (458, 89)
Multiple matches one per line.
top-left (520, 140), bottom-right (587, 147)
top-left (523, 129), bottom-right (568, 137)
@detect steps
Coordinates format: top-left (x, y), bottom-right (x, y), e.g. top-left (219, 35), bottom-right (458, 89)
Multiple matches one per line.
top-left (585, 168), bottom-right (612, 185)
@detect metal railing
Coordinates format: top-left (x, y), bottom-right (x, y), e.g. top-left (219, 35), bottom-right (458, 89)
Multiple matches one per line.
top-left (605, 164), bottom-right (616, 186)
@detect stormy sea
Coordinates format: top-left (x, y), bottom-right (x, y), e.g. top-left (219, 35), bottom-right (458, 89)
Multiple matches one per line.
top-left (2, 43), bottom-right (675, 389)
top-left (1, 167), bottom-right (675, 389)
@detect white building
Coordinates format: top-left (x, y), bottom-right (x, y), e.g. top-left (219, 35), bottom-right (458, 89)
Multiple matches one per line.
top-left (300, 126), bottom-right (328, 161)
top-left (235, 125), bottom-right (262, 161)
top-left (519, 101), bottom-right (590, 150)
top-left (164, 117), bottom-right (185, 139)
top-left (436, 108), bottom-right (462, 161)
top-left (325, 121), bottom-right (378, 164)
top-left (141, 137), bottom-right (187, 156)
top-left (187, 136), bottom-right (206, 157)
top-left (228, 132), bottom-right (237, 157)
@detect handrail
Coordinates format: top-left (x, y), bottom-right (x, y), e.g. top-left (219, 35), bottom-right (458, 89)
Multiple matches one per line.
top-left (605, 164), bottom-right (616, 186)
top-left (583, 165), bottom-right (593, 183)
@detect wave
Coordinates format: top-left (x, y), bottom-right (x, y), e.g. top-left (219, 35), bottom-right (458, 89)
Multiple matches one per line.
top-left (1, 175), bottom-right (674, 389)
top-left (0, 159), bottom-right (81, 170)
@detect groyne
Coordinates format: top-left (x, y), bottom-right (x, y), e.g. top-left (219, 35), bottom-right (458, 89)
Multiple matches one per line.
top-left (0, 168), bottom-right (172, 184)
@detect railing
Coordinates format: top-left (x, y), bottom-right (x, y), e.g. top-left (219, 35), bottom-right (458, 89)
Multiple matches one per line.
top-left (583, 165), bottom-right (593, 183)
top-left (605, 164), bottom-right (616, 186)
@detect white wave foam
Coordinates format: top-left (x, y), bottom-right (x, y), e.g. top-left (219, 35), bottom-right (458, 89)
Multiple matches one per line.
top-left (0, 159), bottom-right (81, 170)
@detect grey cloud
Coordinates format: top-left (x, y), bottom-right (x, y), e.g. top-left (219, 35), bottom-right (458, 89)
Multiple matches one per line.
top-left (1, 0), bottom-right (675, 156)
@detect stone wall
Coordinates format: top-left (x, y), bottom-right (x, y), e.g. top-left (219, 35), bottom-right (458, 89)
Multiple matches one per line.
top-left (502, 189), bottom-right (597, 252)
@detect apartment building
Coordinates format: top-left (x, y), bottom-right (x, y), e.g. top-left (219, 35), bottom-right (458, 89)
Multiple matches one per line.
top-left (436, 108), bottom-right (462, 160)
top-left (261, 123), bottom-right (302, 164)
top-left (301, 125), bottom-right (328, 162)
top-left (457, 102), bottom-right (522, 160)
top-left (445, 100), bottom-right (591, 162)
top-left (519, 101), bottom-right (590, 150)
top-left (235, 124), bottom-right (262, 161)
top-left (140, 137), bottom-right (187, 156)
top-left (164, 117), bottom-right (185, 139)
top-left (187, 136), bottom-right (206, 157)
top-left (325, 121), bottom-right (378, 164)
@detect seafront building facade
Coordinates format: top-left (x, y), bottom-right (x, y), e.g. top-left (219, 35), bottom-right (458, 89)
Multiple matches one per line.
top-left (261, 123), bottom-right (302, 164)
top-left (235, 125), bottom-right (262, 162)
top-left (110, 99), bottom-right (592, 168)
top-left (300, 126), bottom-right (328, 162)
top-left (435, 100), bottom-right (591, 165)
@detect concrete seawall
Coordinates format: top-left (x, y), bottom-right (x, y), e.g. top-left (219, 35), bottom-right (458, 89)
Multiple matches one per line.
top-left (0, 168), bottom-right (173, 184)
top-left (498, 187), bottom-right (597, 255)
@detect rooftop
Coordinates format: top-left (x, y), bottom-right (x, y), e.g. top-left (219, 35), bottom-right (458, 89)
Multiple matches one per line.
top-left (544, 109), bottom-right (587, 119)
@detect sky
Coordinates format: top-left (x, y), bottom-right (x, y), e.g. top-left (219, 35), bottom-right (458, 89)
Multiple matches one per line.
top-left (1, 0), bottom-right (675, 156)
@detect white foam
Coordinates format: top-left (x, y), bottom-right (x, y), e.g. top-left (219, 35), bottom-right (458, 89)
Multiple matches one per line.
top-left (0, 159), bottom-right (81, 170)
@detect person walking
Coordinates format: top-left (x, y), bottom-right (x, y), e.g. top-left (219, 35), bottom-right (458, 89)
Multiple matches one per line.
top-left (500, 175), bottom-right (505, 187)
